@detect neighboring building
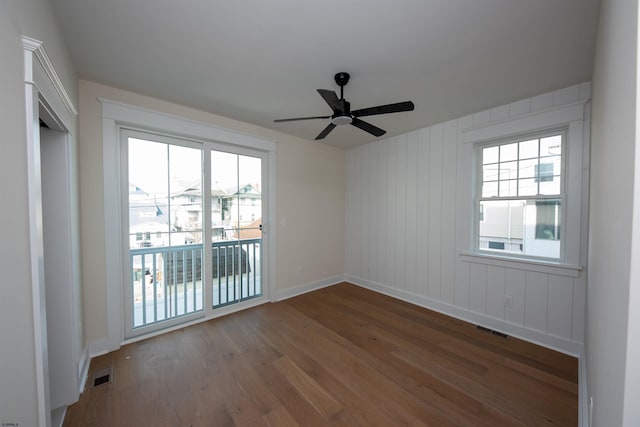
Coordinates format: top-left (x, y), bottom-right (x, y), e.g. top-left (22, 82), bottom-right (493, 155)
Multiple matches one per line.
top-left (222, 183), bottom-right (262, 229)
top-left (479, 201), bottom-right (525, 253)
top-left (129, 181), bottom-right (261, 248)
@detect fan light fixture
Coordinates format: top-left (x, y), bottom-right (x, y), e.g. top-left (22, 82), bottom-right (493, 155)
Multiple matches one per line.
top-left (331, 115), bottom-right (353, 126)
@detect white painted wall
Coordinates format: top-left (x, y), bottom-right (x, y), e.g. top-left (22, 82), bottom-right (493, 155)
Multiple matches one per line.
top-left (589, 0), bottom-right (640, 425)
top-left (78, 80), bottom-right (345, 352)
top-left (346, 83), bottom-right (591, 355)
top-left (0, 2), bottom-right (79, 426)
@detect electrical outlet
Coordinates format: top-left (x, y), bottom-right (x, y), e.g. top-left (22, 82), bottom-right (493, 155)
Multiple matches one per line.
top-left (504, 295), bottom-right (514, 308)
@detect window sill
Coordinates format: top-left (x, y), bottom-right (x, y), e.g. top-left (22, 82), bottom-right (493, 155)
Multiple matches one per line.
top-left (460, 252), bottom-right (582, 278)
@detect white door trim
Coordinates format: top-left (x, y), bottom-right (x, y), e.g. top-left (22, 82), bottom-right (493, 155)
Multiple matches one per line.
top-left (23, 36), bottom-right (77, 427)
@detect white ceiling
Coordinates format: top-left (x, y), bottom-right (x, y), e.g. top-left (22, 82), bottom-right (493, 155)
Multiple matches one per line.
top-left (50, 0), bottom-right (600, 149)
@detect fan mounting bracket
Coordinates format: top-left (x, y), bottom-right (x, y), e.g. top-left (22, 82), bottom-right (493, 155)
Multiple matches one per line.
top-left (334, 72), bottom-right (350, 88)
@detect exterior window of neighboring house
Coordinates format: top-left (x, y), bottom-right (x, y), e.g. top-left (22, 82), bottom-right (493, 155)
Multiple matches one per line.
top-left (535, 200), bottom-right (561, 240)
top-left (477, 130), bottom-right (564, 259)
top-left (488, 241), bottom-right (505, 250)
top-left (145, 232), bottom-right (151, 240)
top-left (136, 232), bottom-right (142, 241)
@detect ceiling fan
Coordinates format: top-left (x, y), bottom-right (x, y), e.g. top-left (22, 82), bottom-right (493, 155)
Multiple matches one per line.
top-left (274, 72), bottom-right (415, 140)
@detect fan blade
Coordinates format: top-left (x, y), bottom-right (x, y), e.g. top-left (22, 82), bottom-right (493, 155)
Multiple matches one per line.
top-left (317, 89), bottom-right (343, 112)
top-left (352, 101), bottom-right (415, 118)
top-left (351, 118), bottom-right (386, 137)
top-left (274, 115), bottom-right (331, 123)
top-left (315, 123), bottom-right (336, 140)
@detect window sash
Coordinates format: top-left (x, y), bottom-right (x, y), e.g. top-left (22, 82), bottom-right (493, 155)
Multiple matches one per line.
top-left (478, 130), bottom-right (565, 201)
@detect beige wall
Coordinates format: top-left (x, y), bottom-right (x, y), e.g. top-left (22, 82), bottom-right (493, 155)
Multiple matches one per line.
top-left (588, 0), bottom-right (639, 425)
top-left (0, 1), bottom-right (78, 425)
top-left (78, 80), bottom-right (345, 348)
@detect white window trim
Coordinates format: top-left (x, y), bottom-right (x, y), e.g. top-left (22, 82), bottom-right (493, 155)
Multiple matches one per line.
top-left (460, 251), bottom-right (582, 278)
top-left (461, 100), bottom-right (588, 269)
top-left (101, 99), bottom-right (277, 353)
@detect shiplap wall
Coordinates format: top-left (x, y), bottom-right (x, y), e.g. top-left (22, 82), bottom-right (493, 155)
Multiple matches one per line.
top-left (345, 83), bottom-right (590, 355)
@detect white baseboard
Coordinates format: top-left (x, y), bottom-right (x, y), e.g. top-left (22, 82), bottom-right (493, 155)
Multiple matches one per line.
top-left (78, 347), bottom-right (90, 394)
top-left (346, 275), bottom-right (583, 357)
top-left (579, 350), bottom-right (589, 427)
top-left (51, 406), bottom-right (67, 427)
top-left (273, 275), bottom-right (346, 301)
top-left (88, 337), bottom-right (110, 359)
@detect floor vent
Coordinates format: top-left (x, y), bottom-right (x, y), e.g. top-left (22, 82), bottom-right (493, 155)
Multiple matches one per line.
top-left (477, 325), bottom-right (509, 339)
top-left (93, 367), bottom-right (113, 388)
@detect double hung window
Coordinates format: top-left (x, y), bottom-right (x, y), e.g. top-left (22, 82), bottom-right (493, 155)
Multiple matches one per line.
top-left (477, 130), bottom-right (565, 260)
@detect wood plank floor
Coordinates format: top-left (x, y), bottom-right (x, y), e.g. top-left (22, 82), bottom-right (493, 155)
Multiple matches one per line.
top-left (64, 283), bottom-right (578, 426)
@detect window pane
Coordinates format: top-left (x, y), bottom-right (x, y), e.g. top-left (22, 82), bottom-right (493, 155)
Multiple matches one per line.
top-left (499, 179), bottom-right (517, 197)
top-left (500, 142), bottom-right (518, 162)
top-left (128, 138), bottom-right (169, 249)
top-left (169, 144), bottom-right (202, 246)
top-left (499, 161), bottom-right (518, 180)
top-left (539, 175), bottom-right (561, 195)
top-left (519, 139), bottom-right (539, 159)
top-left (549, 155), bottom-right (562, 176)
top-left (541, 135), bottom-right (562, 156)
top-left (483, 146), bottom-right (499, 164)
top-left (518, 158), bottom-right (538, 179)
top-left (483, 164), bottom-right (499, 182)
top-left (237, 155), bottom-right (262, 237)
top-left (482, 181), bottom-right (498, 198)
top-left (479, 198), bottom-right (561, 259)
top-left (478, 200), bottom-right (524, 255)
top-left (212, 151), bottom-right (238, 241)
top-left (518, 178), bottom-right (538, 196)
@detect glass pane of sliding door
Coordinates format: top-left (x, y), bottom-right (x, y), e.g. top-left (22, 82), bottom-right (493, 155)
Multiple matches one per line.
top-left (127, 133), bottom-right (204, 331)
top-left (211, 151), bottom-right (262, 308)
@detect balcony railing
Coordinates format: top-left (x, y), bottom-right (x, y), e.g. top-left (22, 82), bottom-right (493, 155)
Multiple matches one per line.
top-left (130, 238), bottom-right (262, 329)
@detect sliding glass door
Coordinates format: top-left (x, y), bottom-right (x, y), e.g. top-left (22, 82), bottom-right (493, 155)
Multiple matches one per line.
top-left (123, 129), bottom-right (265, 337)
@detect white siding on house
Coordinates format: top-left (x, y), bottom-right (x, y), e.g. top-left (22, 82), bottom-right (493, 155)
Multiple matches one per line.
top-left (346, 83), bottom-right (590, 355)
